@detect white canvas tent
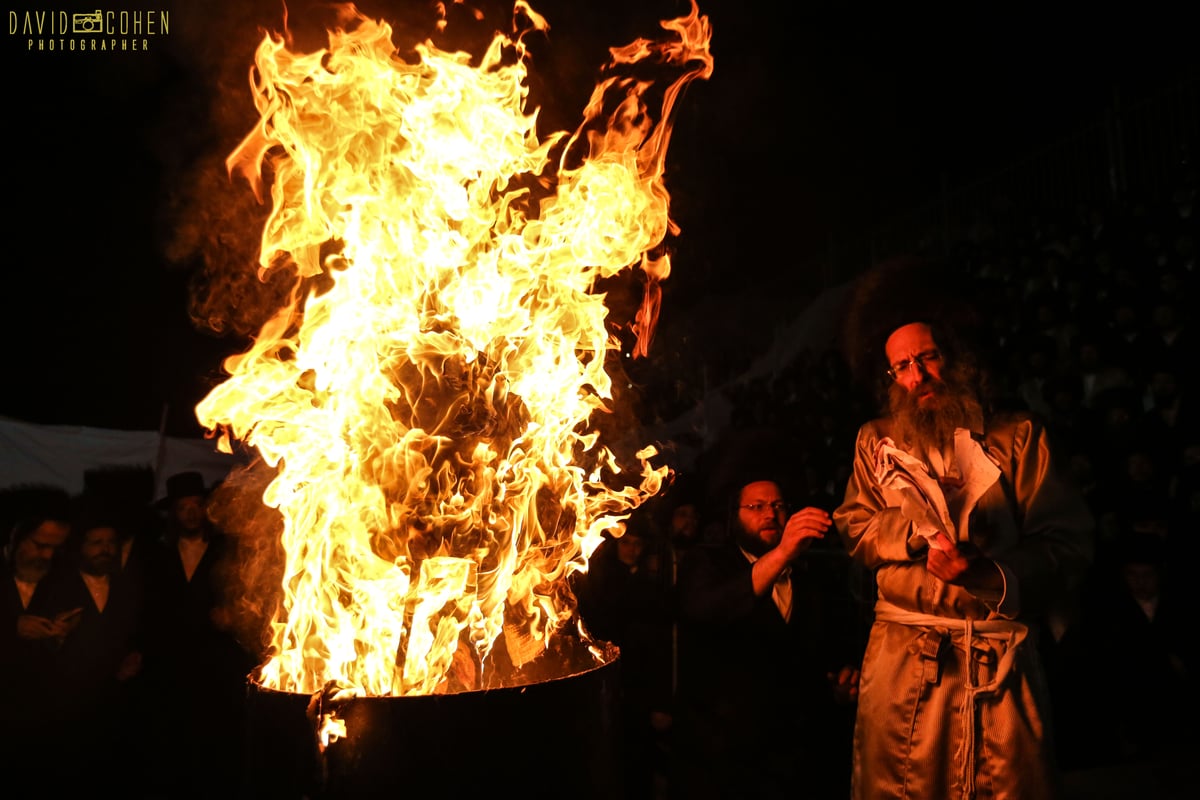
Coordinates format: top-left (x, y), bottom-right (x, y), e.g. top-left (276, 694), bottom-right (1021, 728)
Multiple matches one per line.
top-left (0, 415), bottom-right (247, 503)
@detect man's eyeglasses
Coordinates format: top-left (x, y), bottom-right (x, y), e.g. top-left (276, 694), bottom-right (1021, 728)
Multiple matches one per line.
top-left (739, 501), bottom-right (788, 515)
top-left (887, 349), bottom-right (942, 381)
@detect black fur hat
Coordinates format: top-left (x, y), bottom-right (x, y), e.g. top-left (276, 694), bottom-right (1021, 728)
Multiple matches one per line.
top-left (839, 255), bottom-right (986, 395)
top-left (703, 426), bottom-right (804, 511)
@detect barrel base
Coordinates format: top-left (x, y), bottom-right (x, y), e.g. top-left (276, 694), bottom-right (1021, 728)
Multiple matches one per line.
top-left (244, 635), bottom-right (622, 798)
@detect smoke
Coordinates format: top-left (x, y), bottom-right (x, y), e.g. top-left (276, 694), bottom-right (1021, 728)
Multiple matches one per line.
top-left (156, 1), bottom-right (294, 339)
top-left (206, 459), bottom-right (285, 660)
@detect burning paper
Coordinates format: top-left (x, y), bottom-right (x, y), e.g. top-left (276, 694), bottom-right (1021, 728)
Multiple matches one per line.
top-left (196, 1), bottom-right (712, 697)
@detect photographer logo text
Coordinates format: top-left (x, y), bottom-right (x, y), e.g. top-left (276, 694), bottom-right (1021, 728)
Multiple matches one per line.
top-left (9, 8), bottom-right (170, 52)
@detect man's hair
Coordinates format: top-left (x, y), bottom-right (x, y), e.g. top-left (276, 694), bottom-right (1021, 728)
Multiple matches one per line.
top-left (720, 476), bottom-right (781, 546)
top-left (840, 255), bottom-right (994, 414)
top-left (66, 493), bottom-right (126, 556)
top-left (2, 484), bottom-right (72, 564)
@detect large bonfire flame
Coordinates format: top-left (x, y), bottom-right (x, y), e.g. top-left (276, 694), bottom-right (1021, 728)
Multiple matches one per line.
top-left (197, 0), bottom-right (712, 700)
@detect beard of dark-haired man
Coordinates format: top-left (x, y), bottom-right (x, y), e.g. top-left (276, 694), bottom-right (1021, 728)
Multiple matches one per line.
top-left (887, 363), bottom-right (985, 453)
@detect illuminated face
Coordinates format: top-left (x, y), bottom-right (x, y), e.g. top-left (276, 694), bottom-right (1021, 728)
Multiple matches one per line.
top-left (885, 322), bottom-right (945, 406)
top-left (79, 526), bottom-right (119, 577)
top-left (736, 480), bottom-right (787, 549)
top-left (172, 495), bottom-right (207, 535)
top-left (13, 520), bottom-right (70, 582)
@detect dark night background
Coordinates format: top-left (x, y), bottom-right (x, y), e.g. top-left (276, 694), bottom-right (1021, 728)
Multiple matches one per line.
top-left (2, 7), bottom-right (1198, 794)
top-left (2, 0), bottom-right (1195, 438)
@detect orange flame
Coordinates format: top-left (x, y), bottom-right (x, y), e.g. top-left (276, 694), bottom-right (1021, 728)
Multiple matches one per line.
top-left (197, 1), bottom-right (712, 697)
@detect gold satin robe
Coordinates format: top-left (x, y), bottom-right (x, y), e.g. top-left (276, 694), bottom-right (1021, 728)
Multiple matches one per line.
top-left (834, 413), bottom-right (1094, 800)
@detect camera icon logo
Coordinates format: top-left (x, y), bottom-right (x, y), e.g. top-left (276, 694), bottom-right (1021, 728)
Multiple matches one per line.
top-left (72, 10), bottom-right (103, 34)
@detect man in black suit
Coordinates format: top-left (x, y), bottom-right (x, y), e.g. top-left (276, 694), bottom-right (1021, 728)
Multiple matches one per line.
top-left (140, 471), bottom-right (255, 796)
top-left (669, 470), bottom-right (864, 799)
top-left (45, 501), bottom-right (146, 789)
top-left (0, 486), bottom-right (75, 775)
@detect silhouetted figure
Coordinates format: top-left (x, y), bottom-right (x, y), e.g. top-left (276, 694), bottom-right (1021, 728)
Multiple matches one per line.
top-left (44, 496), bottom-right (145, 790)
top-left (0, 485), bottom-right (75, 776)
top-left (577, 517), bottom-right (673, 800)
top-left (140, 471), bottom-right (254, 797)
top-left (1093, 533), bottom-right (1194, 763)
top-left (671, 468), bottom-right (862, 799)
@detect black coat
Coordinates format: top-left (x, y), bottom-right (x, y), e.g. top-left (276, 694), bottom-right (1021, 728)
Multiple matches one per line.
top-left (0, 563), bottom-right (75, 771)
top-left (670, 536), bottom-right (864, 799)
top-left (1, 565), bottom-right (66, 713)
top-left (137, 529), bottom-right (257, 794)
top-left (44, 566), bottom-right (144, 720)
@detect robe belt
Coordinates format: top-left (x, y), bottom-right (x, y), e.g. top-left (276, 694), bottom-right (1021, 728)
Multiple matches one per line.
top-left (874, 600), bottom-right (1029, 800)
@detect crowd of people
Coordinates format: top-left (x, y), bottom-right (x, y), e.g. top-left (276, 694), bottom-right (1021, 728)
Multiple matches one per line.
top-left (1, 469), bottom-right (256, 797)
top-left (574, 178), bottom-right (1197, 798)
top-left (3, 177), bottom-right (1196, 797)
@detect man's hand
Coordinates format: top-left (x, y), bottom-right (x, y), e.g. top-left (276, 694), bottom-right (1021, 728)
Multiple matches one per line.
top-left (779, 507), bottom-right (831, 560)
top-left (16, 609), bottom-right (80, 642)
top-left (116, 651), bottom-right (143, 681)
top-left (753, 506), bottom-right (832, 596)
top-left (54, 607), bottom-right (83, 635)
top-left (828, 664), bottom-right (860, 704)
top-left (16, 614), bottom-right (60, 641)
top-left (926, 534), bottom-right (1002, 592)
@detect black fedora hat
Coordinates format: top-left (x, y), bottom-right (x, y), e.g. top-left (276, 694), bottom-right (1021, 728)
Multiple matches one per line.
top-left (156, 471), bottom-right (209, 509)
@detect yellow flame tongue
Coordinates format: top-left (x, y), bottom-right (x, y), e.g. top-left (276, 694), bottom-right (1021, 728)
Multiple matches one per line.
top-left (197, 1), bottom-right (712, 697)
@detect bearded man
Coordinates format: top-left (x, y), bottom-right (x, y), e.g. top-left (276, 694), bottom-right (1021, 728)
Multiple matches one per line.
top-left (671, 469), bottom-right (864, 799)
top-left (833, 258), bottom-right (1094, 800)
top-left (1, 486), bottom-right (76, 773)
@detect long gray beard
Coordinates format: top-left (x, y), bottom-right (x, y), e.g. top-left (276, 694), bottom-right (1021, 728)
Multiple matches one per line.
top-left (889, 381), bottom-right (983, 453)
